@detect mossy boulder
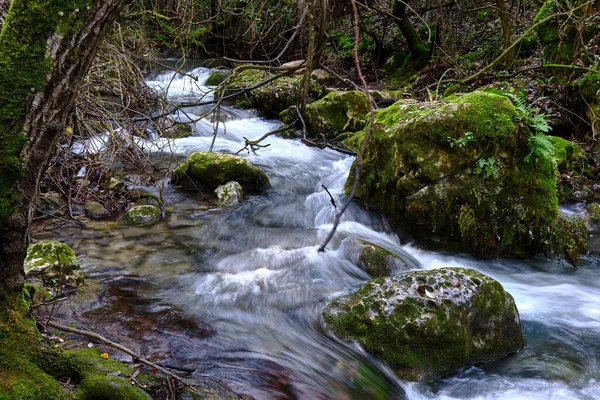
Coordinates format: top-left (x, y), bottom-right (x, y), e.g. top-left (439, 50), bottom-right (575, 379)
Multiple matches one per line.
top-left (215, 181), bottom-right (244, 207)
top-left (222, 68), bottom-right (324, 116)
top-left (281, 90), bottom-right (369, 140)
top-left (171, 152), bottom-right (270, 192)
top-left (124, 205), bottom-right (162, 225)
top-left (205, 70), bottom-right (231, 86)
top-left (25, 241), bottom-right (84, 286)
top-left (359, 244), bottom-right (409, 277)
top-left (347, 91), bottom-right (559, 257)
top-left (323, 267), bottom-right (525, 381)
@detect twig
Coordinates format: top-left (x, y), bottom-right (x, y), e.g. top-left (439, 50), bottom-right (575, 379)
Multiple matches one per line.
top-left (318, 0), bottom-right (377, 252)
top-left (235, 123), bottom-right (296, 155)
top-left (322, 185), bottom-right (337, 209)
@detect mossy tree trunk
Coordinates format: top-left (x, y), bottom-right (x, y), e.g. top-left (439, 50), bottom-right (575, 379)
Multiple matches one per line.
top-left (391, 0), bottom-right (429, 66)
top-left (0, 0), bottom-right (127, 294)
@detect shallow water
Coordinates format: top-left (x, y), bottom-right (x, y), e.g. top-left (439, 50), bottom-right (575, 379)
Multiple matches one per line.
top-left (39, 66), bottom-right (600, 399)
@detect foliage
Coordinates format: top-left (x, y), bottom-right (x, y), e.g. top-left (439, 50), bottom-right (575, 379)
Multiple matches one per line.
top-left (447, 131), bottom-right (474, 148)
top-left (475, 157), bottom-right (499, 179)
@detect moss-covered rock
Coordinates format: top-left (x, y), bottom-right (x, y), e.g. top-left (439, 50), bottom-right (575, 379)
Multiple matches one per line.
top-left (346, 91), bottom-right (559, 258)
top-left (203, 58), bottom-right (231, 69)
top-left (83, 201), bottom-right (111, 220)
top-left (550, 136), bottom-right (584, 173)
top-left (205, 70), bottom-right (231, 86)
top-left (359, 244), bottom-right (409, 277)
top-left (222, 68), bottom-right (324, 116)
top-left (25, 241), bottom-right (84, 286)
top-left (214, 181), bottom-right (244, 207)
top-left (281, 90), bottom-right (370, 140)
top-left (163, 123), bottom-right (193, 139)
top-left (124, 205), bottom-right (162, 225)
top-left (172, 152), bottom-right (270, 192)
top-left (323, 267), bottom-right (525, 381)
top-left (37, 191), bottom-right (66, 217)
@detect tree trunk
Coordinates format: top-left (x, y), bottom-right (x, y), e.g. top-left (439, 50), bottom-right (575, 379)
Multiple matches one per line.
top-left (495, 0), bottom-right (514, 66)
top-left (391, 0), bottom-right (429, 65)
top-left (0, 0), bottom-right (127, 294)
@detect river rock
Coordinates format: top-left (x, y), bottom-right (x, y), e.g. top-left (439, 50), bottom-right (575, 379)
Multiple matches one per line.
top-left (346, 91), bottom-right (559, 257)
top-left (25, 241), bottom-right (84, 286)
top-left (124, 205), bottom-right (162, 225)
top-left (215, 181), bottom-right (244, 207)
top-left (163, 123), bottom-right (193, 139)
top-left (37, 191), bottom-right (66, 216)
top-left (83, 201), bottom-right (111, 220)
top-left (222, 68), bottom-right (325, 116)
top-left (323, 267), bottom-right (525, 381)
top-left (359, 244), bottom-right (409, 277)
top-left (203, 58), bottom-right (231, 69)
top-left (281, 90), bottom-right (369, 140)
top-left (171, 152), bottom-right (270, 192)
top-left (205, 69), bottom-right (231, 86)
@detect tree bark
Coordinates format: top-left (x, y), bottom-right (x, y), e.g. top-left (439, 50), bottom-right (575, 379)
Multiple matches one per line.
top-left (391, 0), bottom-right (429, 64)
top-left (495, 0), bottom-right (514, 66)
top-left (0, 0), bottom-right (127, 294)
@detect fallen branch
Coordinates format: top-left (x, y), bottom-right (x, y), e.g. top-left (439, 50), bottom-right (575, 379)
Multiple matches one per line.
top-left (318, 0), bottom-right (377, 252)
top-left (235, 122), bottom-right (297, 155)
top-left (41, 319), bottom-right (193, 386)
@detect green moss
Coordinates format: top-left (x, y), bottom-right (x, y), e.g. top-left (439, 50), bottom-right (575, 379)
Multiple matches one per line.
top-left (550, 136), bottom-right (583, 172)
top-left (222, 68), bottom-right (324, 117)
top-left (0, 0), bottom-right (92, 230)
top-left (345, 92), bottom-right (560, 257)
top-left (533, 0), bottom-right (595, 64)
top-left (359, 244), bottom-right (397, 277)
top-left (172, 152), bottom-right (270, 192)
top-left (0, 292), bottom-right (67, 399)
top-left (24, 241), bottom-right (83, 285)
top-left (204, 70), bottom-right (231, 86)
top-left (124, 205), bottom-right (162, 225)
top-left (323, 268), bottom-right (524, 381)
top-left (282, 90), bottom-right (370, 139)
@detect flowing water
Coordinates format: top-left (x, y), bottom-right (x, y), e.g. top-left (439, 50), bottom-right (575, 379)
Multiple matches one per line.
top-left (37, 63), bottom-right (600, 399)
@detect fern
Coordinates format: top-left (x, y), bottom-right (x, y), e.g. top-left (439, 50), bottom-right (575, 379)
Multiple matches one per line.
top-left (524, 133), bottom-right (555, 163)
top-left (530, 112), bottom-right (551, 133)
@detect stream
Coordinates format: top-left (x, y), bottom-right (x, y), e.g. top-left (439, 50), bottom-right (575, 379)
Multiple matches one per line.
top-left (35, 63), bottom-right (600, 399)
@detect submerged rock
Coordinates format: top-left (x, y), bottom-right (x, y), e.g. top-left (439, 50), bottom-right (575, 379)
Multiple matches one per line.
top-left (124, 205), bottom-right (162, 225)
top-left (347, 91), bottom-right (559, 257)
top-left (172, 152), bottom-right (270, 192)
top-left (25, 241), bottom-right (84, 286)
top-left (215, 181), bottom-right (244, 207)
top-left (323, 267), bottom-right (525, 381)
top-left (359, 244), bottom-right (409, 277)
